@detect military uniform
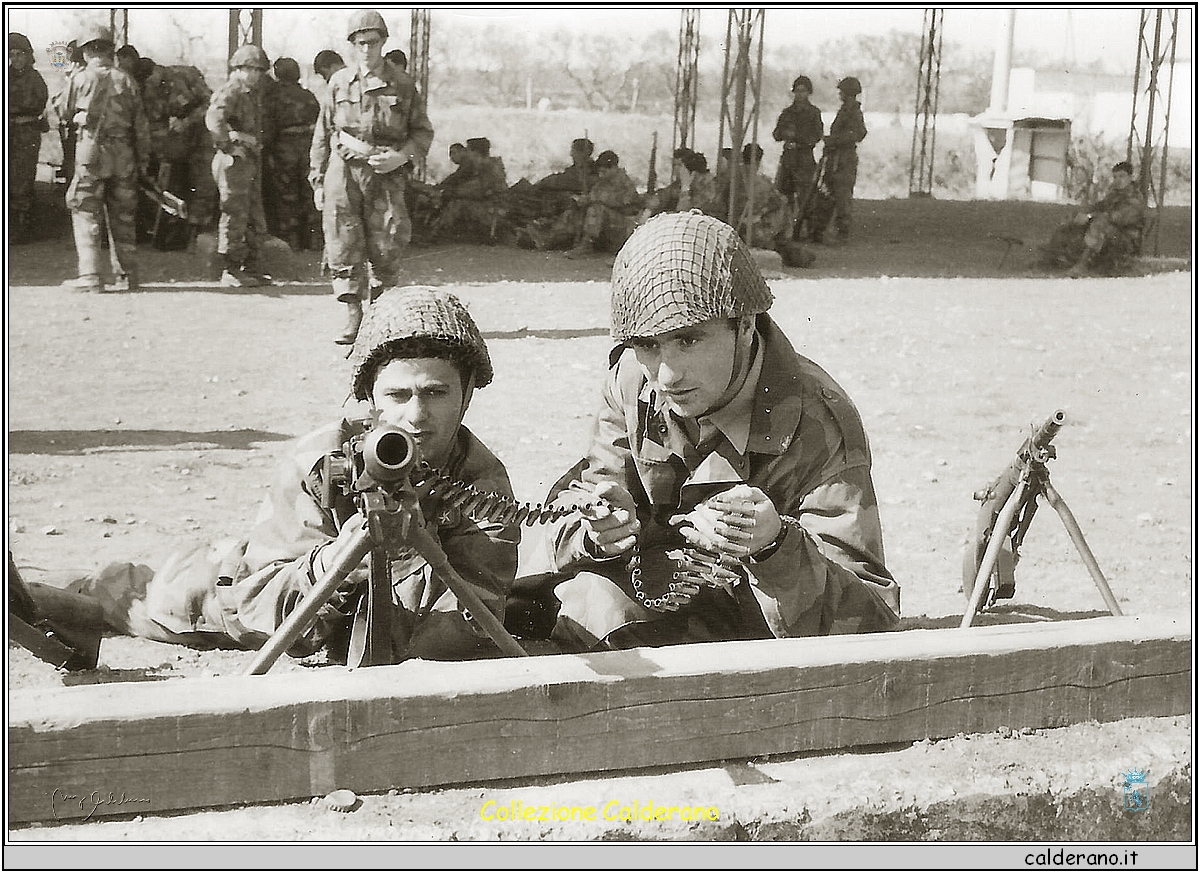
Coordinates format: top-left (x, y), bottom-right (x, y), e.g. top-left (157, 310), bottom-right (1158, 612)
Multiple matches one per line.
top-left (264, 77), bottom-right (321, 249)
top-left (206, 57), bottom-right (269, 280)
top-left (772, 99), bottom-right (823, 219)
top-left (432, 152), bottom-right (507, 242)
top-left (309, 59), bottom-right (434, 301)
top-left (739, 170), bottom-right (791, 249)
top-left (8, 35), bottom-right (50, 242)
top-left (60, 39), bottom-right (151, 292)
top-left (524, 212), bottom-right (899, 651)
top-left (573, 162), bottom-right (641, 253)
top-left (141, 63), bottom-right (217, 239)
top-left (823, 86), bottom-right (868, 241)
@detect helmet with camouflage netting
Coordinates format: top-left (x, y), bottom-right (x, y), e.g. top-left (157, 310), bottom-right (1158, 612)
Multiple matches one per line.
top-left (350, 286), bottom-right (493, 400)
top-left (609, 210), bottom-right (773, 343)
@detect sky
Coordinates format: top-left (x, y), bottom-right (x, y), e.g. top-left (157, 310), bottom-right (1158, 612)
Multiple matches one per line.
top-left (5, 5), bottom-right (1192, 76)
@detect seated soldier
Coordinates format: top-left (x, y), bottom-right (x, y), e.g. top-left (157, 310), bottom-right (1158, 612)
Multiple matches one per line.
top-left (430, 137), bottom-right (507, 243)
top-left (735, 142), bottom-right (791, 250)
top-left (407, 142), bottom-right (466, 240)
top-left (1043, 161), bottom-right (1147, 277)
top-left (508, 137), bottom-right (597, 240)
top-left (677, 149), bottom-right (716, 214)
top-left (520, 150), bottom-right (640, 256)
top-left (567, 149), bottom-right (642, 257)
top-left (72, 287), bottom-right (519, 665)
top-left (517, 211), bottom-right (900, 652)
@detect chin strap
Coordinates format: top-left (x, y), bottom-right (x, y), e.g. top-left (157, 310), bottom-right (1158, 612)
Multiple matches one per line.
top-left (697, 322), bottom-right (758, 420)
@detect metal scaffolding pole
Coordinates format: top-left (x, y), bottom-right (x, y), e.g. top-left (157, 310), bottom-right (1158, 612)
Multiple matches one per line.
top-left (227, 8), bottom-right (263, 61)
top-left (1126, 9), bottom-right (1178, 256)
top-left (716, 9), bottom-right (765, 239)
top-left (109, 9), bottom-right (129, 48)
top-left (409, 9), bottom-right (432, 181)
top-left (908, 8), bottom-right (943, 198)
top-left (672, 9), bottom-right (701, 181)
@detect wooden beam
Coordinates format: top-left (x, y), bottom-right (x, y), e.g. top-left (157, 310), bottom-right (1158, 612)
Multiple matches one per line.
top-left (9, 615), bottom-right (1189, 824)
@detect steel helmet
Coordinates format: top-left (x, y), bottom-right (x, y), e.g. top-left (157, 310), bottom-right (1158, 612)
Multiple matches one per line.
top-left (837, 76), bottom-right (862, 95)
top-left (346, 9), bottom-right (388, 41)
top-left (230, 44), bottom-right (269, 71)
top-left (78, 23), bottom-right (115, 49)
top-left (351, 286), bottom-right (494, 400)
top-left (609, 211), bottom-right (773, 344)
top-left (9, 32), bottom-right (33, 54)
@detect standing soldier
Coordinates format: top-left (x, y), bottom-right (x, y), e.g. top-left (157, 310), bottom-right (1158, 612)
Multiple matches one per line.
top-left (819, 76), bottom-right (868, 245)
top-left (207, 44), bottom-right (271, 287)
top-left (136, 57), bottom-right (217, 247)
top-left (8, 32), bottom-right (49, 244)
top-left (59, 24), bottom-right (150, 293)
top-left (264, 57), bottom-right (320, 251)
top-left (771, 75), bottom-right (823, 240)
top-left (310, 9), bottom-right (434, 345)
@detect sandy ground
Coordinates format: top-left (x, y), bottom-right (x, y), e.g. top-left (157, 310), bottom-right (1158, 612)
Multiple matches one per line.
top-left (5, 197), bottom-right (1194, 847)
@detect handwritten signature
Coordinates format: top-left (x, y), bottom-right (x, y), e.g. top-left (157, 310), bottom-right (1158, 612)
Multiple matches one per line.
top-left (51, 788), bottom-right (151, 821)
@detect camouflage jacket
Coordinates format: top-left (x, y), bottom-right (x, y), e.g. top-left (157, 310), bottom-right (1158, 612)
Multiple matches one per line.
top-left (536, 315), bottom-right (900, 637)
top-left (584, 166), bottom-right (641, 213)
top-left (534, 160), bottom-right (595, 195)
top-left (227, 419), bottom-right (518, 658)
top-left (206, 74), bottom-right (263, 154)
top-left (445, 155), bottom-right (507, 201)
top-left (826, 99), bottom-right (867, 151)
top-left (9, 64), bottom-right (49, 127)
top-left (1090, 184), bottom-right (1146, 232)
top-left (264, 80), bottom-right (319, 148)
top-left (772, 101), bottom-right (823, 149)
top-left (143, 65), bottom-right (211, 127)
top-left (61, 57), bottom-right (151, 171)
top-left (309, 59), bottom-right (434, 186)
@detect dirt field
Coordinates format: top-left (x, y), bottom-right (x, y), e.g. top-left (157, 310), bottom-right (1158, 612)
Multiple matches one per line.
top-left (5, 197), bottom-right (1193, 844)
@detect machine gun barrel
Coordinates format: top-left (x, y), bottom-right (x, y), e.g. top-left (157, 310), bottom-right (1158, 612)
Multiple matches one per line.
top-left (973, 409), bottom-right (1065, 503)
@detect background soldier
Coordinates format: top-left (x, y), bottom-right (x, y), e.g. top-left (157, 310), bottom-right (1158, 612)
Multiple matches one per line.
top-left (735, 143), bottom-right (791, 250)
top-left (566, 149), bottom-right (641, 257)
top-left (264, 57), bottom-right (321, 251)
top-left (1044, 160), bottom-right (1147, 277)
top-left (8, 32), bottom-right (49, 244)
top-left (310, 9), bottom-right (434, 345)
top-left (819, 76), bottom-right (868, 244)
top-left (429, 137), bottom-right (507, 243)
top-left (207, 44), bottom-right (271, 287)
top-left (136, 57), bottom-right (217, 248)
top-left (772, 75), bottom-right (823, 240)
top-left (59, 23), bottom-right (150, 293)
top-left (313, 49), bottom-right (346, 84)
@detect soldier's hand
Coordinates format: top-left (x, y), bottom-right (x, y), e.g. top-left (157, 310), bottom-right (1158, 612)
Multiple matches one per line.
top-left (579, 481), bottom-right (640, 559)
top-left (313, 187), bottom-right (324, 211)
top-left (368, 148), bottom-right (407, 175)
top-left (670, 484), bottom-right (782, 560)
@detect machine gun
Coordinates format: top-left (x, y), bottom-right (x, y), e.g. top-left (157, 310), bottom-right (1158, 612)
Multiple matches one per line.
top-left (246, 424), bottom-right (582, 674)
top-left (961, 410), bottom-right (1122, 627)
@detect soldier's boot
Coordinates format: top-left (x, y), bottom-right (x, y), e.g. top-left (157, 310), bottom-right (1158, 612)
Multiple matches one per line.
top-left (219, 254), bottom-right (262, 288)
top-left (65, 214), bottom-right (105, 292)
top-left (332, 276), bottom-right (365, 345)
top-left (243, 248), bottom-right (272, 286)
top-left (110, 268), bottom-right (139, 293)
top-left (1067, 249), bottom-right (1094, 278)
top-left (335, 299), bottom-right (364, 345)
top-left (566, 236), bottom-right (596, 259)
